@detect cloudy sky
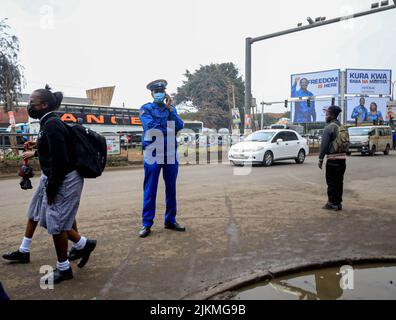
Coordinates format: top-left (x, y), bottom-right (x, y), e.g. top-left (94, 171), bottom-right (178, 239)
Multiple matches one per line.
top-left (2, 0), bottom-right (396, 111)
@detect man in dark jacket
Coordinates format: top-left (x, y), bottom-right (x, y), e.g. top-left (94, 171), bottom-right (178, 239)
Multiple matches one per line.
top-left (319, 106), bottom-right (346, 211)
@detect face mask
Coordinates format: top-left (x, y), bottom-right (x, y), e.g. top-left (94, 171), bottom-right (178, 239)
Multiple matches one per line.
top-left (27, 103), bottom-right (46, 120)
top-left (153, 92), bottom-right (166, 103)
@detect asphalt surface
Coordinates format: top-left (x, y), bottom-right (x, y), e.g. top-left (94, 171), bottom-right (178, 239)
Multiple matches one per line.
top-left (1, 153), bottom-right (396, 299)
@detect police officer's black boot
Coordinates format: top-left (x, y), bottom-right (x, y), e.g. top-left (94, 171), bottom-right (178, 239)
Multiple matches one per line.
top-left (139, 226), bottom-right (151, 238)
top-left (164, 222), bottom-right (186, 232)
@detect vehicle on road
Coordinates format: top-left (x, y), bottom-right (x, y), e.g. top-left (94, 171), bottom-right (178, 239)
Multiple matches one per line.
top-left (270, 124), bottom-right (304, 135)
top-left (228, 129), bottom-right (309, 166)
top-left (348, 125), bottom-right (392, 156)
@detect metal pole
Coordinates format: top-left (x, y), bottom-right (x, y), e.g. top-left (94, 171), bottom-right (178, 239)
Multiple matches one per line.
top-left (244, 4), bottom-right (396, 129)
top-left (260, 102), bottom-right (265, 130)
top-left (244, 37), bottom-right (252, 133)
top-left (250, 5), bottom-right (396, 44)
top-left (340, 71), bottom-right (347, 125)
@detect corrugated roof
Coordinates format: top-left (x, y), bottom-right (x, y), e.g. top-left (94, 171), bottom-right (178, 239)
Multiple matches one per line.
top-left (17, 93), bottom-right (92, 105)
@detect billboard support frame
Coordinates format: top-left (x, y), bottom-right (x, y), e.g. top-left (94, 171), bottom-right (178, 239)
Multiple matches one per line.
top-left (245, 3), bottom-right (396, 131)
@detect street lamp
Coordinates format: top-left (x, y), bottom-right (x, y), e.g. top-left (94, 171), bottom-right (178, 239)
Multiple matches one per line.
top-left (244, 1), bottom-right (396, 132)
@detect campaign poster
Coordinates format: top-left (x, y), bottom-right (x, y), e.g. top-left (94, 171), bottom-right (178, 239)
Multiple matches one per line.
top-left (291, 98), bottom-right (340, 123)
top-left (104, 135), bottom-right (121, 155)
top-left (291, 70), bottom-right (340, 123)
top-left (232, 108), bottom-right (241, 124)
top-left (346, 96), bottom-right (390, 123)
top-left (346, 69), bottom-right (392, 95)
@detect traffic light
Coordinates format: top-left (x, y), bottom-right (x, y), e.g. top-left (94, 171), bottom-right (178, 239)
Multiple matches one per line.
top-left (284, 100), bottom-right (288, 108)
top-left (331, 97), bottom-right (336, 106)
top-left (307, 98), bottom-right (311, 108)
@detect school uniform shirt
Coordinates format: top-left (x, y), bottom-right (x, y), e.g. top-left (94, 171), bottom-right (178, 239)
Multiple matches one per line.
top-left (36, 112), bottom-right (76, 198)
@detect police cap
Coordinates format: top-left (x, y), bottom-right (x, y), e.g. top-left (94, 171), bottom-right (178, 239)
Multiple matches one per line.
top-left (146, 79), bottom-right (168, 91)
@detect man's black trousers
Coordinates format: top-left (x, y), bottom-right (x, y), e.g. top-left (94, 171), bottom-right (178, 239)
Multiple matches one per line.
top-left (325, 159), bottom-right (346, 205)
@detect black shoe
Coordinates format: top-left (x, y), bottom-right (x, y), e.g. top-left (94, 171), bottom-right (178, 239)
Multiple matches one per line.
top-left (165, 222), bottom-right (186, 232)
top-left (52, 267), bottom-right (73, 284)
top-left (77, 240), bottom-right (97, 269)
top-left (322, 203), bottom-right (341, 211)
top-left (68, 247), bottom-right (83, 262)
top-left (139, 226), bottom-right (151, 238)
top-left (2, 250), bottom-right (30, 264)
top-left (338, 204), bottom-right (343, 211)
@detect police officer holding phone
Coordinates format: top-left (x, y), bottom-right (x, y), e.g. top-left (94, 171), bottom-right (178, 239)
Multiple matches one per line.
top-left (138, 79), bottom-right (185, 238)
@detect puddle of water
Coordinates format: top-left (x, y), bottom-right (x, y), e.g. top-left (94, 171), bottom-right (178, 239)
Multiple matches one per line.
top-left (233, 264), bottom-right (396, 300)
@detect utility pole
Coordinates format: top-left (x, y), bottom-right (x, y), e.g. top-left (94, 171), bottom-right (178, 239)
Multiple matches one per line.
top-left (244, 1), bottom-right (396, 131)
top-left (260, 101), bottom-right (265, 130)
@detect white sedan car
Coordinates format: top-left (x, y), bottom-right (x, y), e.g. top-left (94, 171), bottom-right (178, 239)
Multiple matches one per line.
top-left (228, 129), bottom-right (309, 166)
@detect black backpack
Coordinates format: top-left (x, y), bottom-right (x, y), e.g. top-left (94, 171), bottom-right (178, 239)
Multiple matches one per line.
top-left (65, 123), bottom-right (107, 178)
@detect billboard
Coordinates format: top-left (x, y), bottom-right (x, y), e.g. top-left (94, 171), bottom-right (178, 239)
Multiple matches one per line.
top-left (291, 98), bottom-right (340, 123)
top-left (231, 108), bottom-right (241, 124)
top-left (346, 96), bottom-right (390, 123)
top-left (346, 69), bottom-right (392, 95)
top-left (291, 70), bottom-right (340, 123)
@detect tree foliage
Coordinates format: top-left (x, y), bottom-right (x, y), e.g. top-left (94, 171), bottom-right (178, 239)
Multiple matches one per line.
top-left (174, 63), bottom-right (244, 130)
top-left (0, 18), bottom-right (24, 111)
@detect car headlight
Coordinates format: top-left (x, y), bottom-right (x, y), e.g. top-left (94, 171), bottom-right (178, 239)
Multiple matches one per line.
top-left (243, 146), bottom-right (265, 152)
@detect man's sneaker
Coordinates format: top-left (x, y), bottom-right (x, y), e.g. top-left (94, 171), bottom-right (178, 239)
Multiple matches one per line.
top-left (2, 250), bottom-right (30, 264)
top-left (52, 267), bottom-right (73, 284)
top-left (77, 240), bottom-right (97, 269)
top-left (322, 203), bottom-right (341, 211)
top-left (139, 226), bottom-right (151, 238)
top-left (164, 222), bottom-right (186, 232)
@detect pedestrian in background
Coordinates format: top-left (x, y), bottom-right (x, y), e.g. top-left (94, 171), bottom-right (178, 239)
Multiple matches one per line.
top-left (319, 106), bottom-right (349, 211)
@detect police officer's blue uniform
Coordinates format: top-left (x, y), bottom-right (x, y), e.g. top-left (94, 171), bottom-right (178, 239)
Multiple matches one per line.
top-left (139, 80), bottom-right (184, 231)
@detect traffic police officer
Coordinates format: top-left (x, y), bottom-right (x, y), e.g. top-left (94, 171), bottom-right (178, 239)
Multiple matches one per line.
top-left (138, 79), bottom-right (185, 238)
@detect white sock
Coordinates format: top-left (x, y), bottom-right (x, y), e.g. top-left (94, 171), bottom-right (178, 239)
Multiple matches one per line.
top-left (56, 260), bottom-right (70, 271)
top-left (72, 236), bottom-right (87, 250)
top-left (19, 237), bottom-right (32, 253)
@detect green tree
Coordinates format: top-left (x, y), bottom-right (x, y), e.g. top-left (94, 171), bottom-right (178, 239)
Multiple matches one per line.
top-left (174, 63), bottom-right (244, 130)
top-left (0, 19), bottom-right (24, 111)
top-left (0, 18), bottom-right (24, 155)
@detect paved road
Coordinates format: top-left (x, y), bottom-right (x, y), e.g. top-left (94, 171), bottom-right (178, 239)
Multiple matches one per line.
top-left (1, 153), bottom-right (396, 299)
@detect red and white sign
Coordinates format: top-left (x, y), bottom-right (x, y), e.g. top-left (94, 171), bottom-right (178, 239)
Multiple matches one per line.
top-left (8, 111), bottom-right (16, 127)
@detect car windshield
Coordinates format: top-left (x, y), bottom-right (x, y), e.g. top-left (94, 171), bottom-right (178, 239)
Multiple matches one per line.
top-left (245, 131), bottom-right (275, 142)
top-left (348, 128), bottom-right (372, 136)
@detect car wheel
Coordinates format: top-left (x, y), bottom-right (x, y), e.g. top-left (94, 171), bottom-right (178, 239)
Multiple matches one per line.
top-left (369, 145), bottom-right (376, 156)
top-left (263, 151), bottom-right (274, 167)
top-left (295, 149), bottom-right (306, 164)
top-left (384, 144), bottom-right (390, 155)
